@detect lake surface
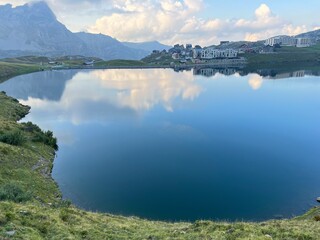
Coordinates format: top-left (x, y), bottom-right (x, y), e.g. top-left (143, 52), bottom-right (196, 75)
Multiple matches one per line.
top-left (1, 68), bottom-right (320, 221)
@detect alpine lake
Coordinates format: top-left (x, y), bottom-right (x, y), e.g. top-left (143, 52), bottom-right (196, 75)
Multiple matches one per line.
top-left (1, 67), bottom-right (320, 222)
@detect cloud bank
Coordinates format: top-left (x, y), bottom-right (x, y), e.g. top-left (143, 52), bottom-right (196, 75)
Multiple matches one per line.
top-left (88, 1), bottom-right (311, 45)
top-left (0, 0), bottom-right (315, 45)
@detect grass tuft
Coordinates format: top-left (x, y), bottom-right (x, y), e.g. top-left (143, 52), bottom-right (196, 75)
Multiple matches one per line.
top-left (0, 182), bottom-right (31, 203)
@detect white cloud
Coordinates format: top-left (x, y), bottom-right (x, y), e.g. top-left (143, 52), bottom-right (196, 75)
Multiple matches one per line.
top-left (89, 1), bottom-right (311, 45)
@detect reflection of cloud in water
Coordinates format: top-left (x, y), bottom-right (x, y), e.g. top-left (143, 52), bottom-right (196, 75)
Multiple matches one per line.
top-left (248, 74), bottom-right (263, 90)
top-left (91, 69), bottom-right (202, 111)
top-left (21, 69), bottom-right (203, 125)
top-left (160, 122), bottom-right (206, 141)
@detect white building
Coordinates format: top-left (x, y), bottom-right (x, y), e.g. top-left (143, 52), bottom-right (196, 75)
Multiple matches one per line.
top-left (193, 48), bottom-right (202, 59)
top-left (172, 53), bottom-right (180, 60)
top-left (200, 47), bottom-right (238, 59)
top-left (265, 36), bottom-right (315, 48)
top-left (265, 36), bottom-right (296, 47)
top-left (296, 38), bottom-right (314, 47)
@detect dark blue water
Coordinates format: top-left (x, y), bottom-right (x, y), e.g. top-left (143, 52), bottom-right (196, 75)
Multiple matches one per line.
top-left (1, 68), bottom-right (320, 221)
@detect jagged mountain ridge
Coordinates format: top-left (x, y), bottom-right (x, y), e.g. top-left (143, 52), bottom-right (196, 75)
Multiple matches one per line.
top-left (0, 2), bottom-right (170, 60)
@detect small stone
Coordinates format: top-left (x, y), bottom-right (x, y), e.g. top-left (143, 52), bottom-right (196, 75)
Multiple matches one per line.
top-left (226, 228), bottom-right (234, 234)
top-left (265, 234), bottom-right (272, 239)
top-left (19, 210), bottom-right (29, 215)
top-left (317, 197), bottom-right (320, 203)
top-left (6, 231), bottom-right (16, 236)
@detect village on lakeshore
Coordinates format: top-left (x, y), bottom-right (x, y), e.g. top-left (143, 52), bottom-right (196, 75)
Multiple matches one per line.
top-left (147, 34), bottom-right (320, 65)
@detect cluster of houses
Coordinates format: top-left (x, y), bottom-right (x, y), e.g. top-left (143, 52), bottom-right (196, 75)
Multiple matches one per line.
top-left (163, 33), bottom-right (318, 64)
top-left (168, 43), bottom-right (239, 63)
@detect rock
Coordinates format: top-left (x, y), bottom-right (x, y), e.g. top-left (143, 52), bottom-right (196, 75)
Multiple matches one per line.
top-left (19, 210), bottom-right (29, 215)
top-left (317, 197), bottom-right (320, 203)
top-left (265, 234), bottom-right (272, 239)
top-left (6, 231), bottom-right (16, 236)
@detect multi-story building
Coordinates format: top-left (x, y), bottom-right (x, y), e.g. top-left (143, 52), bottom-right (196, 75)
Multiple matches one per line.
top-left (265, 36), bottom-right (297, 47)
top-left (296, 38), bottom-right (314, 47)
top-left (265, 36), bottom-right (315, 48)
top-left (200, 47), bottom-right (238, 59)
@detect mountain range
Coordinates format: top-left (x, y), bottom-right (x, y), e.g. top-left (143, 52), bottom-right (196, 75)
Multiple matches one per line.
top-left (0, 2), bottom-right (170, 60)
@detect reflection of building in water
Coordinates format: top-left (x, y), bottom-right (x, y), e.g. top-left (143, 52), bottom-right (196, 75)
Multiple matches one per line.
top-left (255, 69), bottom-right (320, 79)
top-left (193, 68), bottom-right (238, 77)
top-left (266, 70), bottom-right (306, 79)
top-left (292, 70), bottom-right (305, 78)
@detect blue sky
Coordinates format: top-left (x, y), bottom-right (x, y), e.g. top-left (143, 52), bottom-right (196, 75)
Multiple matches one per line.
top-left (1, 0), bottom-right (319, 45)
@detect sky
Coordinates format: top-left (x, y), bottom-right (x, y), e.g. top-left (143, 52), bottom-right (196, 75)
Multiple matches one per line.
top-left (1, 0), bottom-right (320, 45)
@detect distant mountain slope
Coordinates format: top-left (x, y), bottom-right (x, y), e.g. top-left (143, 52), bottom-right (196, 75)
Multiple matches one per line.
top-left (296, 29), bottom-right (320, 40)
top-left (75, 32), bottom-right (148, 60)
top-left (0, 2), bottom-right (165, 60)
top-left (0, 2), bottom-right (87, 55)
top-left (122, 41), bottom-right (171, 53)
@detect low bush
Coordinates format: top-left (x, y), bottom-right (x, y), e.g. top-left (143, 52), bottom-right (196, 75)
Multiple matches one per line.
top-left (0, 130), bottom-right (26, 146)
top-left (22, 122), bottom-right (59, 150)
top-left (0, 182), bottom-right (31, 203)
top-left (33, 130), bottom-right (58, 151)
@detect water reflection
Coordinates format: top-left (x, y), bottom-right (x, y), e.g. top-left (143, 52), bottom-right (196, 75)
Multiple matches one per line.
top-left (0, 70), bottom-right (77, 101)
top-left (0, 69), bottom-right (203, 124)
top-left (193, 67), bottom-right (238, 77)
top-left (1, 68), bottom-right (320, 125)
top-left (248, 75), bottom-right (263, 90)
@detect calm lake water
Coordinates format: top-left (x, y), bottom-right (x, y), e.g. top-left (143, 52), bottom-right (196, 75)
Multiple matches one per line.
top-left (1, 68), bottom-right (320, 221)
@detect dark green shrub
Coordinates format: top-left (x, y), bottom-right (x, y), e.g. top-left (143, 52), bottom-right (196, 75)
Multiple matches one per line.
top-left (0, 130), bottom-right (26, 146)
top-left (54, 199), bottom-right (72, 208)
top-left (59, 209), bottom-right (71, 222)
top-left (0, 182), bottom-right (31, 203)
top-left (22, 122), bottom-right (59, 150)
top-left (22, 122), bottom-right (42, 133)
top-left (33, 130), bottom-right (58, 151)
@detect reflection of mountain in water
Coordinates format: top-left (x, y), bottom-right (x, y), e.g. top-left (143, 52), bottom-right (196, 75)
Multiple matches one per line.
top-left (0, 70), bottom-right (77, 101)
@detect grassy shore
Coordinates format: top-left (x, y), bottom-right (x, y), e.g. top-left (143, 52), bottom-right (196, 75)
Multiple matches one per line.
top-left (243, 44), bottom-right (320, 69)
top-left (0, 88), bottom-right (320, 239)
top-left (0, 62), bottom-right (40, 83)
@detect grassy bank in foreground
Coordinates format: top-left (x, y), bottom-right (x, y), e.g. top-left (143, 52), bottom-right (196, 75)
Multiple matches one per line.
top-left (0, 93), bottom-right (320, 239)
